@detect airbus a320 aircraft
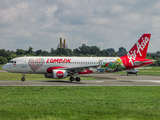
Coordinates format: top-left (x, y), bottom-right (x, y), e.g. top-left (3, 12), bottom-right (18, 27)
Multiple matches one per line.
top-left (2, 34), bottom-right (153, 82)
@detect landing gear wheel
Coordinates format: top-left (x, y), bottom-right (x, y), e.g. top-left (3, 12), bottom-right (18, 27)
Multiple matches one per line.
top-left (135, 73), bottom-right (137, 76)
top-left (21, 73), bottom-right (25, 81)
top-left (21, 77), bottom-right (25, 81)
top-left (70, 77), bottom-right (74, 82)
top-left (75, 77), bottom-right (81, 82)
top-left (127, 73), bottom-right (129, 76)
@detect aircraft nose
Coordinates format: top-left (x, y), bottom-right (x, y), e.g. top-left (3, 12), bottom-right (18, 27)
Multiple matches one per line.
top-left (2, 64), bottom-right (8, 71)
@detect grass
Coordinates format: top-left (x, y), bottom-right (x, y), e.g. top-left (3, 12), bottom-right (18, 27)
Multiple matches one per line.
top-left (0, 64), bottom-right (3, 70)
top-left (0, 86), bottom-right (160, 120)
top-left (115, 66), bottom-right (160, 76)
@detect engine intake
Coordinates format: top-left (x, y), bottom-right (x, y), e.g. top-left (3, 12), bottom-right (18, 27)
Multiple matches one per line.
top-left (45, 73), bottom-right (52, 78)
top-left (52, 70), bottom-right (68, 79)
top-left (45, 70), bottom-right (68, 79)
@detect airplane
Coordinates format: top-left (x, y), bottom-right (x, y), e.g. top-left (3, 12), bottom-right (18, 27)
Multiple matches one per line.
top-left (2, 33), bottom-right (154, 82)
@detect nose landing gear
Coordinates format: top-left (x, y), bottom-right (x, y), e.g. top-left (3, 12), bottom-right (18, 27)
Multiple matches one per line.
top-left (21, 73), bottom-right (25, 81)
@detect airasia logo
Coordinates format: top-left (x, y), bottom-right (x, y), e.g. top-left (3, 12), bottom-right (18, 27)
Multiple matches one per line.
top-left (136, 37), bottom-right (149, 56)
top-left (127, 37), bottom-right (149, 66)
top-left (56, 71), bottom-right (64, 78)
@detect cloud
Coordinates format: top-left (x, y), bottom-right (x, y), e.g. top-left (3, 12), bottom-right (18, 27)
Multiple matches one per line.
top-left (0, 0), bottom-right (159, 53)
top-left (111, 5), bottom-right (125, 14)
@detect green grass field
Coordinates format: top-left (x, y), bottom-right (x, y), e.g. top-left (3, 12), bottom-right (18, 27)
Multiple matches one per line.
top-left (115, 66), bottom-right (160, 76)
top-left (0, 86), bottom-right (160, 120)
top-left (0, 65), bottom-right (160, 119)
top-left (0, 64), bottom-right (3, 70)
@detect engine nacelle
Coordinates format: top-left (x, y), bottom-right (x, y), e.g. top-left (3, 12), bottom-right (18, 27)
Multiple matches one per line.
top-left (52, 70), bottom-right (68, 79)
top-left (45, 73), bottom-right (53, 78)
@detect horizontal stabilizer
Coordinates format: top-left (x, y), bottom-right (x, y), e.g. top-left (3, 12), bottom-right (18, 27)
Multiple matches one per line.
top-left (134, 60), bottom-right (153, 66)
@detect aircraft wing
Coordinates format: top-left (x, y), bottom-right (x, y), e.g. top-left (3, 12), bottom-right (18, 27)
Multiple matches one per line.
top-left (57, 64), bottom-right (101, 71)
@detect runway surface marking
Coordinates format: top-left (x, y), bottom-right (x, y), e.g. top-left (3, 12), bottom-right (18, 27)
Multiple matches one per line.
top-left (150, 81), bottom-right (160, 83)
top-left (96, 81), bottom-right (104, 82)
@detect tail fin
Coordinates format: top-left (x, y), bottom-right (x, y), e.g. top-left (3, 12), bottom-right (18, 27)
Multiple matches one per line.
top-left (120, 34), bottom-right (152, 69)
top-left (128, 33), bottom-right (151, 59)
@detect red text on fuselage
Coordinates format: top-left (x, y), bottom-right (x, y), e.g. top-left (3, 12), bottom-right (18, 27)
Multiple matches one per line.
top-left (46, 58), bottom-right (71, 63)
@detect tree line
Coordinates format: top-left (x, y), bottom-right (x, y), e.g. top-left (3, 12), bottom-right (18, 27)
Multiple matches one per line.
top-left (0, 44), bottom-right (160, 66)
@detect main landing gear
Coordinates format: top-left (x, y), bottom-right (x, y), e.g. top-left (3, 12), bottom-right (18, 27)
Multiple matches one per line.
top-left (70, 76), bottom-right (81, 82)
top-left (21, 73), bottom-right (25, 81)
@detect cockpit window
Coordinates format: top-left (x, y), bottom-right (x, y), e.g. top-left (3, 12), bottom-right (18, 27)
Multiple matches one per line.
top-left (9, 61), bottom-right (16, 63)
top-left (9, 61), bottom-right (13, 63)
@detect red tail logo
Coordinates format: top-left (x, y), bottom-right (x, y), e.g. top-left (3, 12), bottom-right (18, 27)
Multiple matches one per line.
top-left (120, 34), bottom-right (152, 69)
top-left (127, 34), bottom-right (151, 66)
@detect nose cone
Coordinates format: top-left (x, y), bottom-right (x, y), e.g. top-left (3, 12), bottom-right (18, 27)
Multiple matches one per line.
top-left (2, 64), bottom-right (8, 71)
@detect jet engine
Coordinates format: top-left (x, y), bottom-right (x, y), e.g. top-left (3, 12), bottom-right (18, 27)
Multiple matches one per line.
top-left (52, 70), bottom-right (68, 79)
top-left (45, 73), bottom-right (53, 78)
top-left (45, 70), bottom-right (68, 79)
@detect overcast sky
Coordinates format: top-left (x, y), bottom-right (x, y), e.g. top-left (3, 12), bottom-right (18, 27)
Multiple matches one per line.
top-left (0, 0), bottom-right (160, 52)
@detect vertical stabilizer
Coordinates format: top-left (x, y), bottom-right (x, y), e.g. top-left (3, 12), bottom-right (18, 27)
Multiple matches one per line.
top-left (127, 34), bottom-right (151, 59)
top-left (120, 34), bottom-right (152, 69)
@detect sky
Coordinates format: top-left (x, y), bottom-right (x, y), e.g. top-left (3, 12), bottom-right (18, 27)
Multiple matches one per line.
top-left (0, 0), bottom-right (160, 53)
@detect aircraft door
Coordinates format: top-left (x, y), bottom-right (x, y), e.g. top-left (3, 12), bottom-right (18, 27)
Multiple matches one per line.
top-left (21, 58), bottom-right (28, 71)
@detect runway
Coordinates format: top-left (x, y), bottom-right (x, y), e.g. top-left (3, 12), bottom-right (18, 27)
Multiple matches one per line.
top-left (0, 74), bottom-right (160, 86)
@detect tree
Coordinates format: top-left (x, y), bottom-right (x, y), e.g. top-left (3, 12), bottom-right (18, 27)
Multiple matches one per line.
top-left (111, 52), bottom-right (118, 57)
top-left (100, 49), bottom-right (109, 56)
top-left (16, 49), bottom-right (25, 55)
top-left (67, 49), bottom-right (74, 56)
top-left (27, 46), bottom-right (33, 55)
top-left (50, 48), bottom-right (55, 56)
top-left (0, 49), bottom-right (9, 57)
top-left (156, 51), bottom-right (160, 56)
top-left (118, 47), bottom-right (127, 57)
top-left (36, 50), bottom-right (43, 56)
top-left (90, 46), bottom-right (101, 55)
top-left (157, 58), bottom-right (160, 66)
top-left (55, 48), bottom-right (67, 56)
top-left (106, 48), bottom-right (116, 56)
top-left (79, 44), bottom-right (88, 55)
top-left (0, 56), bottom-right (7, 64)
top-left (42, 50), bottom-right (50, 56)
top-left (73, 48), bottom-right (80, 56)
